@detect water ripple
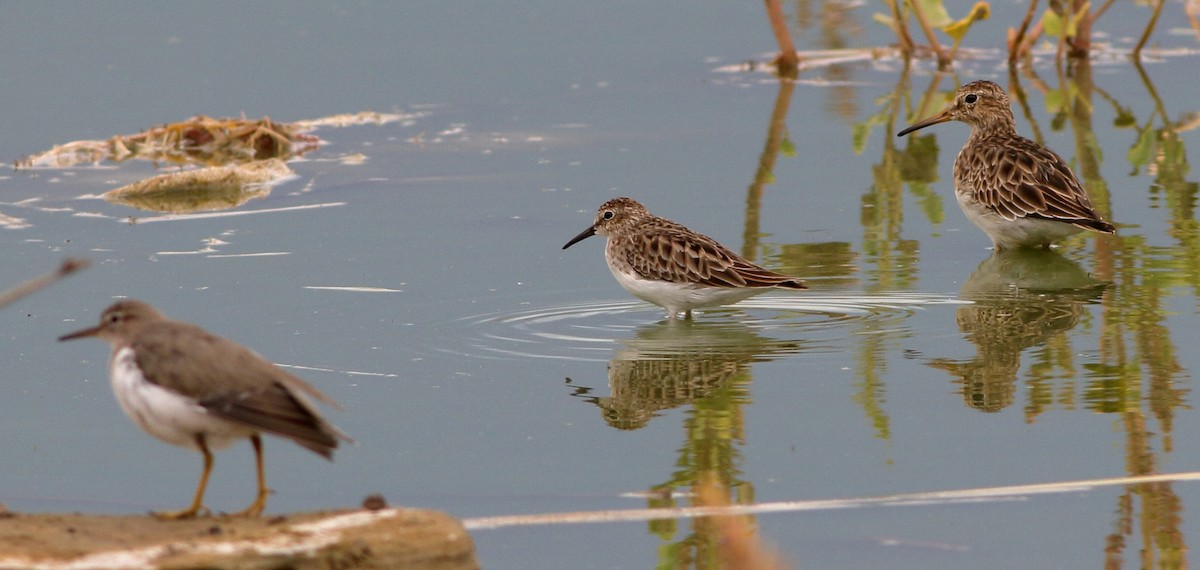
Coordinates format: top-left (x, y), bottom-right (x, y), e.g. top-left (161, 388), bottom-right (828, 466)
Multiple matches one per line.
top-left (428, 292), bottom-right (966, 362)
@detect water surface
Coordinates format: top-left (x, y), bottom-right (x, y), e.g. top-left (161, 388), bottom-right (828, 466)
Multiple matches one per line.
top-left (2, 2), bottom-right (1199, 569)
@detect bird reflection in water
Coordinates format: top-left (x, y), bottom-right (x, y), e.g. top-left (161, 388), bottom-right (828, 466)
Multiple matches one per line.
top-left (927, 249), bottom-right (1108, 412)
top-left (566, 319), bottom-right (805, 430)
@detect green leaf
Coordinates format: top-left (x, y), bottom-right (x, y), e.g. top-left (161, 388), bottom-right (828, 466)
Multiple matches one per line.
top-left (913, 0), bottom-right (953, 28)
top-left (1044, 88), bottom-right (1066, 115)
top-left (1040, 1), bottom-right (1090, 38)
top-left (943, 2), bottom-right (991, 42)
top-left (852, 109), bottom-right (892, 155)
top-left (1112, 107), bottom-right (1136, 128)
top-left (1127, 126), bottom-right (1156, 170)
top-left (852, 123), bottom-right (872, 155)
top-left (908, 181), bottom-right (945, 225)
top-left (1042, 9), bottom-right (1063, 38)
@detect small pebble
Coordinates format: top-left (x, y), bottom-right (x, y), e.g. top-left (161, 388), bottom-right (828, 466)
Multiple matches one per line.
top-left (362, 494), bottom-right (388, 511)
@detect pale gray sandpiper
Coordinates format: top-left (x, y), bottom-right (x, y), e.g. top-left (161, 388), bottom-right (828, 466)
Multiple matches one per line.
top-left (59, 300), bottom-right (351, 519)
top-left (562, 197), bottom-right (807, 320)
top-left (897, 80), bottom-right (1115, 250)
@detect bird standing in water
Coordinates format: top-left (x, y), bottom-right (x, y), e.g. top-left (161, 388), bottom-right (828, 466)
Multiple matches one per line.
top-left (563, 197), bottom-right (806, 319)
top-left (897, 80), bottom-right (1115, 250)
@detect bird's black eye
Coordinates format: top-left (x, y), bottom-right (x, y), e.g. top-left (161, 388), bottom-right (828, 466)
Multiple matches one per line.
top-left (107, 313), bottom-right (121, 324)
top-left (603, 210), bottom-right (615, 220)
top-left (964, 93), bottom-right (978, 104)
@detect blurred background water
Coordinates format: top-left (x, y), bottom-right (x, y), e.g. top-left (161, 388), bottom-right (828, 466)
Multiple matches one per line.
top-left (2, 1), bottom-right (1199, 568)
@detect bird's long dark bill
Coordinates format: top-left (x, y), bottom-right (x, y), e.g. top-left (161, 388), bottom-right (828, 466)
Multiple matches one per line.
top-left (58, 326), bottom-right (100, 342)
top-left (562, 226), bottom-right (597, 250)
top-left (896, 110), bottom-right (952, 137)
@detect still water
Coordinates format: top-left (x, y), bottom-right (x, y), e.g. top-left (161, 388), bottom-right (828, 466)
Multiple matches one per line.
top-left (2, 2), bottom-right (1199, 568)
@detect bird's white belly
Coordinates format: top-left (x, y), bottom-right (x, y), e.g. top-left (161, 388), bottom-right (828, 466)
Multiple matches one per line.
top-left (109, 347), bottom-right (255, 450)
top-left (610, 267), bottom-right (763, 313)
top-left (957, 191), bottom-right (1082, 249)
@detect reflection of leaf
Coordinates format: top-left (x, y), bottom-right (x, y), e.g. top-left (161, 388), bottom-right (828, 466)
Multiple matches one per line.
top-left (780, 137), bottom-right (796, 157)
top-left (873, 12), bottom-right (897, 29)
top-left (853, 123), bottom-right (872, 155)
top-left (1162, 135), bottom-right (1188, 175)
top-left (910, 181), bottom-right (945, 225)
top-left (1045, 88), bottom-right (1067, 114)
top-left (1051, 113), bottom-right (1067, 132)
top-left (852, 104), bottom-right (894, 155)
top-left (888, 130), bottom-right (946, 226)
top-left (898, 133), bottom-right (941, 184)
top-left (1127, 127), bottom-right (1156, 171)
top-left (1044, 84), bottom-right (1085, 118)
top-left (1113, 107), bottom-right (1137, 128)
top-left (943, 1), bottom-right (990, 42)
top-left (915, 0), bottom-right (953, 27)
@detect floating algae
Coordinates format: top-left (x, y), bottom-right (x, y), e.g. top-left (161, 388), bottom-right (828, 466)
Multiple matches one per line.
top-left (102, 159), bottom-right (294, 213)
top-left (16, 116), bottom-right (319, 169)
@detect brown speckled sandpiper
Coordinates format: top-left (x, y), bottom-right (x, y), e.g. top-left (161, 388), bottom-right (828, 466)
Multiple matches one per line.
top-left (897, 80), bottom-right (1115, 250)
top-left (563, 197), bottom-right (807, 319)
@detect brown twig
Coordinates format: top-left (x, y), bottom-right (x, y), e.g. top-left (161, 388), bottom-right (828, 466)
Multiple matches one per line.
top-left (1007, 67), bottom-right (1046, 145)
top-left (764, 0), bottom-right (800, 77)
top-left (1009, 0), bottom-right (1040, 63)
top-left (908, 0), bottom-right (952, 69)
top-left (1188, 0), bottom-right (1200, 43)
top-left (1018, 19), bottom-right (1045, 62)
top-left (696, 474), bottom-right (791, 570)
top-left (886, 0), bottom-right (916, 54)
top-left (0, 259), bottom-right (90, 311)
top-left (1092, 0), bottom-right (1118, 21)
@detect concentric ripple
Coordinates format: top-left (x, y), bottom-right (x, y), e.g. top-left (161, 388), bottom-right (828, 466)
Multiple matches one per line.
top-left (426, 292), bottom-right (967, 362)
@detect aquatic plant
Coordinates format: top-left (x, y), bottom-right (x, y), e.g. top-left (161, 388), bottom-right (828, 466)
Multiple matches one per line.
top-left (873, 0), bottom-right (991, 69)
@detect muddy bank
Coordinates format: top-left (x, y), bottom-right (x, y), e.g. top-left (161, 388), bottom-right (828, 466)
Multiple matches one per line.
top-left (0, 505), bottom-right (477, 570)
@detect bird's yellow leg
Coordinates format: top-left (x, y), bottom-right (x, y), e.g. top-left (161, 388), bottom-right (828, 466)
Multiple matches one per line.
top-left (153, 436), bottom-right (212, 520)
top-left (232, 435), bottom-right (270, 517)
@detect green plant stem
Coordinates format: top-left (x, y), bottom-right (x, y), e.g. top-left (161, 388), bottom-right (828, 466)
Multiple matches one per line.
top-left (1133, 0), bottom-right (1164, 59)
top-left (1009, 0), bottom-right (1040, 63)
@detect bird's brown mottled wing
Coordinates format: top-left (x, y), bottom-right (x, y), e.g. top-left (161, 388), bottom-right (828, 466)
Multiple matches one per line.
top-left (970, 138), bottom-right (1115, 233)
top-left (622, 222), bottom-right (806, 289)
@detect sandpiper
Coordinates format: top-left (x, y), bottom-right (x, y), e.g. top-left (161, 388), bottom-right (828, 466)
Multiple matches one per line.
top-left (59, 300), bottom-right (351, 519)
top-left (562, 197), bottom-right (806, 319)
top-left (897, 80), bottom-right (1115, 250)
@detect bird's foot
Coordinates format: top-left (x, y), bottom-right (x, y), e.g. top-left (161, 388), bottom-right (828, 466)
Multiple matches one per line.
top-left (151, 504), bottom-right (210, 520)
top-left (230, 488), bottom-right (272, 517)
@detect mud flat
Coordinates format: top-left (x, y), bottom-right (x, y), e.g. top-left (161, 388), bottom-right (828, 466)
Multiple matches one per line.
top-left (0, 506), bottom-right (478, 570)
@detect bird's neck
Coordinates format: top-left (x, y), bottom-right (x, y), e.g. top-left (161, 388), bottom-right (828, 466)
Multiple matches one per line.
top-left (967, 109), bottom-right (1019, 140)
